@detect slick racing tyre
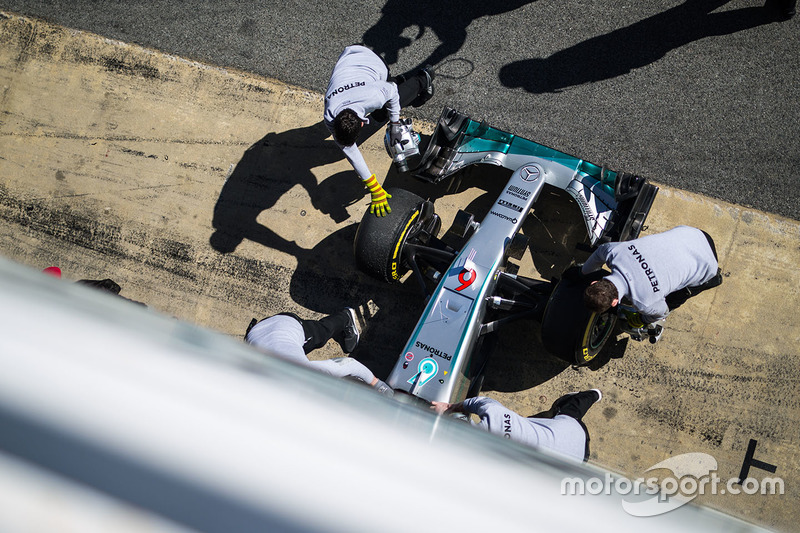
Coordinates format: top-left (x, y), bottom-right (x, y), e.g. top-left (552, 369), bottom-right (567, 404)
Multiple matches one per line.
top-left (354, 188), bottom-right (433, 283)
top-left (540, 270), bottom-right (617, 366)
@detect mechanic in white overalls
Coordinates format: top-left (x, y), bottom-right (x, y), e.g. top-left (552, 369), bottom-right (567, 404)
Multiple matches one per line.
top-left (432, 390), bottom-right (602, 462)
top-left (324, 45), bottom-right (434, 217)
top-left (245, 309), bottom-right (393, 396)
top-left (581, 225), bottom-right (722, 341)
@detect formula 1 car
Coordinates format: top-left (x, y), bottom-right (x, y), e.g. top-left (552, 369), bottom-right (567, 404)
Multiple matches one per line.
top-left (354, 107), bottom-right (658, 403)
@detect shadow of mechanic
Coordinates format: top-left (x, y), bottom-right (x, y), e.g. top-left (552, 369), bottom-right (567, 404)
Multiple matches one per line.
top-left (362, 0), bottom-right (536, 69)
top-left (499, 0), bottom-right (784, 93)
top-left (284, 223), bottom-right (425, 379)
top-left (210, 121), bottom-right (369, 254)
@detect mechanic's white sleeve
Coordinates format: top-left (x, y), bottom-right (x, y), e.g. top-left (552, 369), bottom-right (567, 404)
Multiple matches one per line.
top-left (582, 243), bottom-right (612, 274)
top-left (461, 397), bottom-right (508, 429)
top-left (339, 142), bottom-right (373, 182)
top-left (380, 81), bottom-right (401, 123)
top-left (307, 358), bottom-right (375, 384)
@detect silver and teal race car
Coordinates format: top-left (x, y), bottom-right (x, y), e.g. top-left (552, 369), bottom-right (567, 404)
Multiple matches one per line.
top-left (354, 107), bottom-right (658, 403)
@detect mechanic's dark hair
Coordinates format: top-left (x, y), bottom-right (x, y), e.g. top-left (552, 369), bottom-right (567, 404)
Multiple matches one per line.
top-left (333, 109), bottom-right (361, 146)
top-left (583, 279), bottom-right (618, 313)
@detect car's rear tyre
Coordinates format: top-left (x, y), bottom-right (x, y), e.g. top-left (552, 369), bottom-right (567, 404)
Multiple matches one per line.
top-left (540, 270), bottom-right (617, 366)
top-left (354, 187), bottom-right (427, 283)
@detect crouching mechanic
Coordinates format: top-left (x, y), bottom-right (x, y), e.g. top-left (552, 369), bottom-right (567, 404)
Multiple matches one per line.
top-left (431, 390), bottom-right (602, 462)
top-left (245, 309), bottom-right (393, 396)
top-left (324, 45), bottom-right (434, 217)
top-left (581, 225), bottom-right (723, 342)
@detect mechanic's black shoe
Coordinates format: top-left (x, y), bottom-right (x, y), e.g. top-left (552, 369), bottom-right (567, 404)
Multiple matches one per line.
top-left (530, 389), bottom-right (601, 419)
top-left (411, 67), bottom-right (435, 107)
top-left (551, 389), bottom-right (602, 421)
top-left (338, 308), bottom-right (361, 354)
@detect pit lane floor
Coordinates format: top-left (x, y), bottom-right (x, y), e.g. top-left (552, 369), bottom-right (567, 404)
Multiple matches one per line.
top-left (1, 12), bottom-right (798, 531)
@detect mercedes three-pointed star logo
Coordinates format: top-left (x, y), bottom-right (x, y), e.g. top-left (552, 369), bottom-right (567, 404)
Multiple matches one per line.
top-left (520, 165), bottom-right (541, 182)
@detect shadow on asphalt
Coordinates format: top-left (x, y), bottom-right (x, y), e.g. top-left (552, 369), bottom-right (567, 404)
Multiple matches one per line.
top-left (362, 0), bottom-right (537, 70)
top-left (499, 0), bottom-right (786, 93)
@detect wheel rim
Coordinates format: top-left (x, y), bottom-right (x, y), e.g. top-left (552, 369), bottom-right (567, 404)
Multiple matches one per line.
top-left (589, 311), bottom-right (615, 350)
top-left (398, 209), bottom-right (437, 269)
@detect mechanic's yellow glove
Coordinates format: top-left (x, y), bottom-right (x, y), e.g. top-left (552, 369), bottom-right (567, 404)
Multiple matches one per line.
top-left (365, 174), bottom-right (392, 217)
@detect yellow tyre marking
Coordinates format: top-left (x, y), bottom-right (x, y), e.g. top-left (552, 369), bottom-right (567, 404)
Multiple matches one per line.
top-left (580, 312), bottom-right (600, 363)
top-left (390, 210), bottom-right (419, 280)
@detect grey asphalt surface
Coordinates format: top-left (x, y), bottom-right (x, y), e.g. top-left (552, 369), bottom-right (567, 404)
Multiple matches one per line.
top-left (2, 0), bottom-right (798, 220)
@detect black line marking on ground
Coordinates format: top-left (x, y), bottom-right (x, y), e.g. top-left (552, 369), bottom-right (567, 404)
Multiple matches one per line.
top-left (736, 439), bottom-right (777, 484)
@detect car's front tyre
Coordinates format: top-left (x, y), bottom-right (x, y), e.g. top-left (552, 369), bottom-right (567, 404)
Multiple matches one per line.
top-left (354, 187), bottom-right (429, 283)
